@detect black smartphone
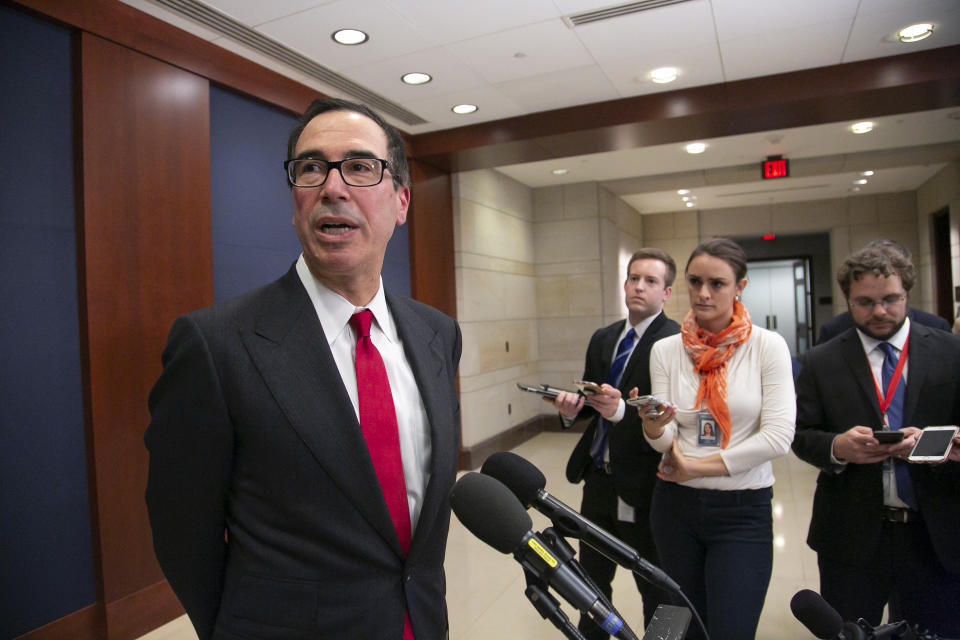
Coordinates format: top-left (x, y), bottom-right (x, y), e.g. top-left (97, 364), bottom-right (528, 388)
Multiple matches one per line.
top-left (516, 382), bottom-right (571, 399)
top-left (873, 430), bottom-right (904, 444)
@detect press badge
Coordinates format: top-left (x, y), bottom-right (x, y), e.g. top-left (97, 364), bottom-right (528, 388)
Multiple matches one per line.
top-left (697, 410), bottom-right (720, 446)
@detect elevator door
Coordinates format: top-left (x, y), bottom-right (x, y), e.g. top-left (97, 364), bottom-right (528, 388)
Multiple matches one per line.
top-left (741, 259), bottom-right (810, 357)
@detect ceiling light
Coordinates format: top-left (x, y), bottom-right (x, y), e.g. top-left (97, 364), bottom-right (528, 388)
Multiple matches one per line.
top-left (860, 170), bottom-right (874, 177)
top-left (898, 23), bottom-right (933, 43)
top-left (850, 187), bottom-right (862, 193)
top-left (850, 121), bottom-right (874, 134)
top-left (685, 142), bottom-right (706, 154)
top-left (853, 179), bottom-right (868, 185)
top-left (682, 196), bottom-right (691, 202)
top-left (552, 169), bottom-right (569, 175)
top-left (452, 104), bottom-right (478, 115)
top-left (650, 67), bottom-right (678, 84)
top-left (332, 29), bottom-right (368, 45)
top-left (677, 189), bottom-right (690, 195)
top-left (685, 202), bottom-right (695, 208)
top-left (401, 72), bottom-right (432, 85)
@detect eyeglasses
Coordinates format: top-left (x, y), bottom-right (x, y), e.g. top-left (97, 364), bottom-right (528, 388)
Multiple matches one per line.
top-left (284, 157), bottom-right (389, 188)
top-left (850, 293), bottom-right (906, 310)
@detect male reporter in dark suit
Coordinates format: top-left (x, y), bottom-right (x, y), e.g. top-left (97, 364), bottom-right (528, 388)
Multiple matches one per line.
top-left (145, 98), bottom-right (461, 640)
top-left (817, 239), bottom-right (949, 344)
top-left (550, 248), bottom-right (680, 638)
top-left (792, 245), bottom-right (960, 636)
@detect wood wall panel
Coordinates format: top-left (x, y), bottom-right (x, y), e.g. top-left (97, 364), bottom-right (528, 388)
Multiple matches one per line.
top-left (80, 32), bottom-right (211, 638)
top-left (408, 159), bottom-right (456, 319)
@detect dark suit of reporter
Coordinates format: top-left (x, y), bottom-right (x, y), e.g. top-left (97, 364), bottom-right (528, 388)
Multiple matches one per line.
top-left (551, 248), bottom-right (680, 638)
top-left (145, 99), bottom-right (461, 639)
top-left (793, 246), bottom-right (960, 636)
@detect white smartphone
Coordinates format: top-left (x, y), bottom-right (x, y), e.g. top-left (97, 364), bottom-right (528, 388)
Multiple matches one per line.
top-left (907, 426), bottom-right (959, 463)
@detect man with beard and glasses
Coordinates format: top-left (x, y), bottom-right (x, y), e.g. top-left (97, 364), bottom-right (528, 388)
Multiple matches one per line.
top-left (550, 248), bottom-right (679, 638)
top-left (145, 98), bottom-right (461, 640)
top-left (792, 244), bottom-right (960, 636)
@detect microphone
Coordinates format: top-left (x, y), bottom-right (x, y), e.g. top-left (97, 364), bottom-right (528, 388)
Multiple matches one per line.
top-left (790, 589), bottom-right (866, 640)
top-left (450, 472), bottom-right (635, 639)
top-left (480, 451), bottom-right (680, 593)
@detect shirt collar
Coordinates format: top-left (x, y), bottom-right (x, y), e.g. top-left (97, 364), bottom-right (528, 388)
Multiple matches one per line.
top-left (295, 254), bottom-right (397, 345)
top-left (629, 310), bottom-right (661, 341)
top-left (857, 316), bottom-right (910, 355)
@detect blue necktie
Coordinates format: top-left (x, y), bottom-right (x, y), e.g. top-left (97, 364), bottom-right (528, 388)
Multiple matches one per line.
top-left (878, 342), bottom-right (917, 510)
top-left (590, 328), bottom-right (637, 467)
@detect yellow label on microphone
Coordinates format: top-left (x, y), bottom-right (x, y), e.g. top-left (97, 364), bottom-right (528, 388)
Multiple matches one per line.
top-left (526, 538), bottom-right (558, 568)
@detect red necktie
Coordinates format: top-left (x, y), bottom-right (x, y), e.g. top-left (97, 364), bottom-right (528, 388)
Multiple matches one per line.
top-left (349, 310), bottom-right (415, 640)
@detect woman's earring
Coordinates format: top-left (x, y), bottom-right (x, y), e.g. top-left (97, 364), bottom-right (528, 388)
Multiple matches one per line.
top-left (736, 295), bottom-right (742, 301)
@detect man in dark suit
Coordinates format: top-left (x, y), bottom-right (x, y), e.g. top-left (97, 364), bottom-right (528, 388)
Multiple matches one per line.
top-left (793, 245), bottom-right (960, 636)
top-left (816, 239), bottom-right (949, 344)
top-left (145, 98), bottom-right (461, 640)
top-left (550, 248), bottom-right (680, 638)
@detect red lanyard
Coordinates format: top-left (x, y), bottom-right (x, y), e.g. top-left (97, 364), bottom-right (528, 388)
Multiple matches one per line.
top-left (869, 335), bottom-right (909, 424)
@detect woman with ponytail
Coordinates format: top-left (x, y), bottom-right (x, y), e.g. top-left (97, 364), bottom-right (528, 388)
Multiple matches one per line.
top-left (638, 238), bottom-right (795, 639)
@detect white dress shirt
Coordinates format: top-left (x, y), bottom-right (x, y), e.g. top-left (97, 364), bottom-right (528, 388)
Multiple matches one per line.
top-left (296, 256), bottom-right (431, 531)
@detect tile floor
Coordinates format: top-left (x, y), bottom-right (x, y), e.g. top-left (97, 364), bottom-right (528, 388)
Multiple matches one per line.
top-left (138, 430), bottom-right (822, 639)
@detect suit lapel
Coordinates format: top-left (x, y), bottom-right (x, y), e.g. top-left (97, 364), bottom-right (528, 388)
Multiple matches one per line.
top-left (240, 268), bottom-right (402, 553)
top-left (903, 324), bottom-right (930, 426)
top-left (619, 312), bottom-right (666, 389)
top-left (837, 329), bottom-right (884, 425)
top-left (386, 293), bottom-right (456, 556)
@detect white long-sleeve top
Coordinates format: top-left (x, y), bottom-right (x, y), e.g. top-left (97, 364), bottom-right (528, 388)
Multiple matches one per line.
top-left (644, 326), bottom-right (796, 490)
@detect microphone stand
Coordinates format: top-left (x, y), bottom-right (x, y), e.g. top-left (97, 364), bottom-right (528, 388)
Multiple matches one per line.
top-left (523, 574), bottom-right (587, 640)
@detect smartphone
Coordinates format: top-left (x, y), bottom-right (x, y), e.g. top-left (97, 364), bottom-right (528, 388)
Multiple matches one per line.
top-left (907, 426), bottom-right (959, 463)
top-left (625, 395), bottom-right (670, 416)
top-left (516, 382), bottom-right (571, 399)
top-left (572, 380), bottom-right (601, 396)
top-left (873, 430), bottom-right (904, 444)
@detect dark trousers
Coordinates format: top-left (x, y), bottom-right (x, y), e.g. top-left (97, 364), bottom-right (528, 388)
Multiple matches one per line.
top-left (818, 515), bottom-right (960, 637)
top-left (649, 480), bottom-right (773, 640)
top-left (576, 467), bottom-right (666, 640)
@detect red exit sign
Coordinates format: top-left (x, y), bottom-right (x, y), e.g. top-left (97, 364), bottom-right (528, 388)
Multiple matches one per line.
top-left (762, 157), bottom-right (789, 179)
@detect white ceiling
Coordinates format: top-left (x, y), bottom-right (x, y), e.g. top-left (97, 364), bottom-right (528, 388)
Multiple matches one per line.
top-left (121, 0), bottom-right (960, 214)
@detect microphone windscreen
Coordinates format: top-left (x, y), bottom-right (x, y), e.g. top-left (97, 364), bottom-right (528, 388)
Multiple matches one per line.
top-left (790, 589), bottom-right (843, 639)
top-left (480, 451), bottom-right (546, 507)
top-left (449, 472), bottom-right (532, 554)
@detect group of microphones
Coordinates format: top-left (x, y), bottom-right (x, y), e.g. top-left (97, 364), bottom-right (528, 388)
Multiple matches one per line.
top-left (790, 589), bottom-right (947, 640)
top-left (448, 452), bottom-right (697, 640)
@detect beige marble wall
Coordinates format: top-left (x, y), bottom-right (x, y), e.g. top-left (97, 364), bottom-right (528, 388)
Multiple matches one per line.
top-left (454, 171), bottom-right (645, 448)
top-left (916, 161), bottom-right (960, 318)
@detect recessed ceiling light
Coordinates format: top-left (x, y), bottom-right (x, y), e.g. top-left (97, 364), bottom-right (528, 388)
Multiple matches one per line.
top-left (853, 179), bottom-right (868, 185)
top-left (685, 142), bottom-right (707, 154)
top-left (650, 67), bottom-right (678, 84)
top-left (850, 187), bottom-right (862, 193)
top-left (682, 196), bottom-right (691, 201)
top-left (677, 189), bottom-right (690, 195)
top-left (452, 104), bottom-right (478, 115)
top-left (401, 72), bottom-right (432, 85)
top-left (332, 29), bottom-right (368, 45)
top-left (861, 170), bottom-right (874, 177)
top-left (552, 169), bottom-right (569, 175)
top-left (898, 23), bottom-right (933, 43)
top-left (850, 121), bottom-right (874, 134)
top-left (685, 202), bottom-right (695, 208)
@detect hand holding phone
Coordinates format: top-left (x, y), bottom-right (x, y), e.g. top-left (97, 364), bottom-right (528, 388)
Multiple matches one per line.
top-left (872, 430), bottom-right (904, 444)
top-left (572, 379), bottom-right (601, 396)
top-left (626, 395), bottom-right (671, 416)
top-left (907, 426), bottom-right (959, 463)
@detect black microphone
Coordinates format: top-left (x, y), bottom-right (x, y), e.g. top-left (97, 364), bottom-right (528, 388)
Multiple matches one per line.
top-left (790, 589), bottom-right (866, 640)
top-left (450, 472), bottom-right (633, 638)
top-left (480, 451), bottom-right (680, 593)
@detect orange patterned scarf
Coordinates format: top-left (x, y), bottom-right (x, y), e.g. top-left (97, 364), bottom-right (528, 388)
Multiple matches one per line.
top-left (680, 300), bottom-right (753, 448)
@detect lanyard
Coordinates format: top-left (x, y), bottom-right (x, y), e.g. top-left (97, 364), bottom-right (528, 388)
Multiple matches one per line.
top-left (869, 335), bottom-right (909, 424)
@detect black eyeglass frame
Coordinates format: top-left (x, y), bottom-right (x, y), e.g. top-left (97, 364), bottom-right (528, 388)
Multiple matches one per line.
top-left (283, 157), bottom-right (391, 188)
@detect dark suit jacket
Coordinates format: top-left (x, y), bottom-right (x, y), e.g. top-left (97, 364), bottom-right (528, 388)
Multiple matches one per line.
top-left (817, 307), bottom-right (950, 344)
top-left (792, 323), bottom-right (960, 573)
top-left (565, 312), bottom-right (680, 507)
top-left (145, 265), bottom-right (461, 640)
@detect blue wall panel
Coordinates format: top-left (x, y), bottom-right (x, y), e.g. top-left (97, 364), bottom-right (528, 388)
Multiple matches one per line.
top-left (0, 5), bottom-right (96, 637)
top-left (209, 87), bottom-right (410, 302)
